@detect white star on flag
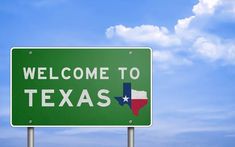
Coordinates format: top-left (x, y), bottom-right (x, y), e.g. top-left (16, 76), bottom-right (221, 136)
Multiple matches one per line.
top-left (123, 95), bottom-right (129, 102)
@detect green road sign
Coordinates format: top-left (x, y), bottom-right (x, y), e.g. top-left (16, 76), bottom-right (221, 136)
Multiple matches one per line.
top-left (11, 47), bottom-right (152, 127)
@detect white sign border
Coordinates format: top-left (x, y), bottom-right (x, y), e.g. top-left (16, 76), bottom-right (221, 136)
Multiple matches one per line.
top-left (10, 47), bottom-right (153, 128)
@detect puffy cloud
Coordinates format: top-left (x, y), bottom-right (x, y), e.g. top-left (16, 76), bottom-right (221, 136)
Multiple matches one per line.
top-left (175, 16), bottom-right (195, 33)
top-left (192, 0), bottom-right (235, 16)
top-left (174, 16), bottom-right (198, 41)
top-left (153, 50), bottom-right (174, 62)
top-left (153, 50), bottom-right (192, 71)
top-left (106, 25), bottom-right (181, 47)
top-left (106, 0), bottom-right (235, 69)
top-left (192, 0), bottom-right (222, 15)
top-left (193, 37), bottom-right (223, 60)
top-left (193, 37), bottom-right (235, 63)
top-left (153, 50), bottom-right (191, 65)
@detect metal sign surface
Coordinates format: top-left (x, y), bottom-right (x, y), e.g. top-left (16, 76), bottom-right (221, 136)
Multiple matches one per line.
top-left (11, 47), bottom-right (152, 127)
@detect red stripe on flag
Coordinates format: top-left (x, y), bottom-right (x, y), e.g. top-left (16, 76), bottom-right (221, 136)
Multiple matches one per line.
top-left (131, 99), bottom-right (148, 116)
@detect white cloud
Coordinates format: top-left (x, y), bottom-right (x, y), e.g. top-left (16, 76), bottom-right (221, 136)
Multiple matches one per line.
top-left (153, 50), bottom-right (192, 71)
top-left (192, 0), bottom-right (235, 16)
top-left (153, 50), bottom-right (174, 62)
top-left (193, 37), bottom-right (224, 60)
top-left (106, 0), bottom-right (235, 69)
top-left (192, 36), bottom-right (235, 63)
top-left (192, 0), bottom-right (222, 15)
top-left (175, 16), bottom-right (195, 33)
top-left (106, 25), bottom-right (181, 47)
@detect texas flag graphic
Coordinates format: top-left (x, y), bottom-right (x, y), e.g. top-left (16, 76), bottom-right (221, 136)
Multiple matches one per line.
top-left (115, 83), bottom-right (148, 116)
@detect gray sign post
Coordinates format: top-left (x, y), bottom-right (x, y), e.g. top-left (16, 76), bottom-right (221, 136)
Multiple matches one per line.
top-left (27, 127), bottom-right (34, 147)
top-left (128, 127), bottom-right (134, 147)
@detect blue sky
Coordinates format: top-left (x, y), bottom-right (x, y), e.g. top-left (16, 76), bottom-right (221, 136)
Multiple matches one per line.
top-left (1, 0), bottom-right (235, 146)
